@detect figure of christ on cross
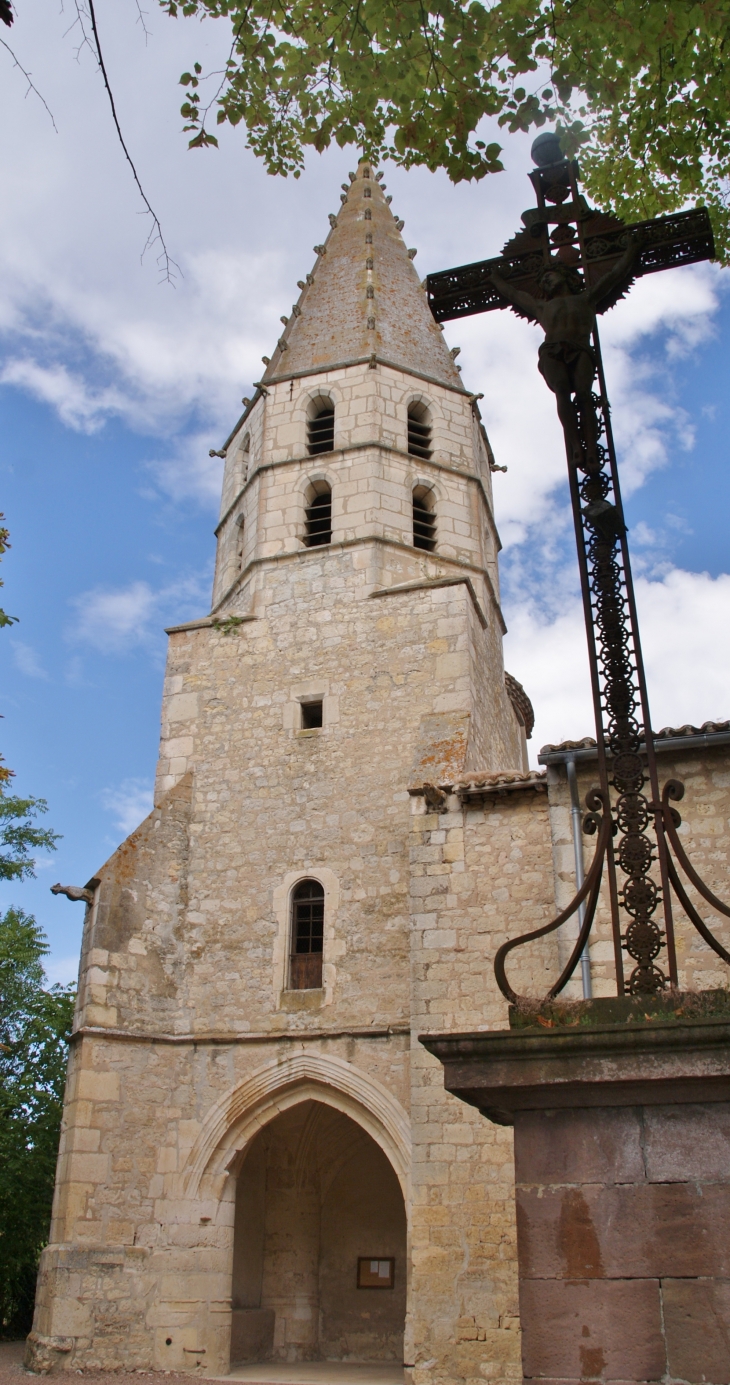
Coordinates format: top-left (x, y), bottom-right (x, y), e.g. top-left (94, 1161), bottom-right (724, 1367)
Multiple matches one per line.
top-left (488, 242), bottom-right (639, 470)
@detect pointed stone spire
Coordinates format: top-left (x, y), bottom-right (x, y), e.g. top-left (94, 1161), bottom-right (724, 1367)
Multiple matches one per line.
top-left (262, 161), bottom-right (463, 391)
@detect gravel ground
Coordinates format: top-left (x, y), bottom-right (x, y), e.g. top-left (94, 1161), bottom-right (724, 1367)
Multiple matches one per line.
top-left (0, 1343), bottom-right (202, 1385)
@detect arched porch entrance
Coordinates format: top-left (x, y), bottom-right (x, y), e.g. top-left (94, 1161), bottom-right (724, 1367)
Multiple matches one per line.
top-left (231, 1101), bottom-right (407, 1366)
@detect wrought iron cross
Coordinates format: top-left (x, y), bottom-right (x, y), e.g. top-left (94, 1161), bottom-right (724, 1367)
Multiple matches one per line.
top-left (427, 133), bottom-right (730, 1001)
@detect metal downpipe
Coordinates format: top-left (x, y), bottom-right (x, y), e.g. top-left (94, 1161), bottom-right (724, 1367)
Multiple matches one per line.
top-left (566, 755), bottom-right (593, 999)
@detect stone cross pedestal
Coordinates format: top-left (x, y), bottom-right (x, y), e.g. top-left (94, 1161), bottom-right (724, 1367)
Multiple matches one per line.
top-left (423, 999), bottom-right (730, 1384)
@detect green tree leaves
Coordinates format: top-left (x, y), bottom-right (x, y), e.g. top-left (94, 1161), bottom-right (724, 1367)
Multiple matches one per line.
top-left (501, 1), bottom-right (730, 264)
top-left (160, 0), bottom-right (730, 260)
top-left (0, 909), bottom-right (75, 1338)
top-left (164, 0), bottom-right (507, 181)
top-left (0, 514), bottom-right (18, 630)
top-left (0, 792), bottom-right (59, 884)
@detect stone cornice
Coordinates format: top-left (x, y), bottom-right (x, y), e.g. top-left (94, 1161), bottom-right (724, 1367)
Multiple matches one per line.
top-left (369, 575), bottom-right (488, 629)
top-left (71, 1023), bottom-right (411, 1046)
top-left (205, 536), bottom-right (506, 632)
top-left (214, 441), bottom-right (501, 552)
top-left (261, 354), bottom-right (471, 397)
top-left (421, 1018), bottom-right (730, 1125)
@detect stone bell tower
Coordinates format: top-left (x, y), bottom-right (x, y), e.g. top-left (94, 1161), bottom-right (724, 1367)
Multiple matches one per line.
top-left (28, 162), bottom-right (529, 1381)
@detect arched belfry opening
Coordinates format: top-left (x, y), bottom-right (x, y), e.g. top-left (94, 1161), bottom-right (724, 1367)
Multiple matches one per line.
top-left (307, 396), bottom-right (335, 456)
top-left (406, 402), bottom-right (432, 459)
top-left (303, 481), bottom-right (333, 547)
top-left (231, 1101), bottom-right (407, 1367)
top-left (412, 486), bottom-right (436, 552)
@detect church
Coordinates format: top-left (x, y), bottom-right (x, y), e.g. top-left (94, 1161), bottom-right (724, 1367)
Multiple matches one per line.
top-left (28, 161), bottom-right (730, 1383)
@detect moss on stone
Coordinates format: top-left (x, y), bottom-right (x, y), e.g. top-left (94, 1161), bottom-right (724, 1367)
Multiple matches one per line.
top-left (508, 988), bottom-right (730, 1031)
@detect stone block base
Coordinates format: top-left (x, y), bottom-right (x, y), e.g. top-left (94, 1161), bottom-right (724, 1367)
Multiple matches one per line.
top-left (26, 1242), bottom-right (231, 1375)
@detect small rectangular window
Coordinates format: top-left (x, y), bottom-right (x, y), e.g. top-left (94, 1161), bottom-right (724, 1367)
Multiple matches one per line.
top-left (357, 1258), bottom-right (395, 1289)
top-left (301, 700), bottom-right (323, 729)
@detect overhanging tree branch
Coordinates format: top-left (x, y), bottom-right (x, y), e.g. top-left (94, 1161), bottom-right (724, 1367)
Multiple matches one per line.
top-left (0, 37), bottom-right (58, 131)
top-left (82, 0), bottom-right (179, 282)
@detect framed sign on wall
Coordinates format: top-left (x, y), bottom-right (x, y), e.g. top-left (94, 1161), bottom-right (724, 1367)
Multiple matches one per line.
top-left (357, 1258), bottom-right (395, 1289)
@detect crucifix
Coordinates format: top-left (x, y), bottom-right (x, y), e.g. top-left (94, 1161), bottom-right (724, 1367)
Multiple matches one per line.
top-left (427, 132), bottom-right (730, 1002)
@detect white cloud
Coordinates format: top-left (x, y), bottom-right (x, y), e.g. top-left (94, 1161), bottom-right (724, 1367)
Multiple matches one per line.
top-left (12, 639), bottom-right (49, 679)
top-left (0, 1), bottom-right (344, 459)
top-left (634, 568), bottom-right (730, 728)
top-left (147, 429), bottom-right (225, 506)
top-left (70, 580), bottom-right (158, 653)
top-left (0, 358), bottom-right (128, 433)
top-left (68, 571), bottom-right (211, 654)
top-left (503, 566), bottom-right (730, 763)
top-left (0, 5), bottom-right (725, 540)
top-left (601, 263), bottom-right (722, 358)
top-left (100, 777), bottom-right (154, 834)
top-left (452, 263), bottom-right (726, 550)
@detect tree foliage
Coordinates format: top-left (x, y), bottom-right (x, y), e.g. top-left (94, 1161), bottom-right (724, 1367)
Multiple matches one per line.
top-left (161, 0), bottom-right (730, 260)
top-left (0, 908), bottom-right (75, 1338)
top-left (0, 520), bottom-right (65, 1337)
top-left (0, 787), bottom-right (60, 884)
top-left (0, 514), bottom-right (18, 630)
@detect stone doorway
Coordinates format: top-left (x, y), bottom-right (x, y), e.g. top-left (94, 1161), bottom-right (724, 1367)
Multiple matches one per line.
top-left (231, 1100), bottom-right (407, 1367)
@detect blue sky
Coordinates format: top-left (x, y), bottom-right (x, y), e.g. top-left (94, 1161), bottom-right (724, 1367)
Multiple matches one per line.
top-left (1, 0), bottom-right (729, 983)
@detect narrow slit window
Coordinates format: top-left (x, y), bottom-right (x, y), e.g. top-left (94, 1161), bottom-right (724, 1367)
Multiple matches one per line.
top-left (407, 403), bottom-right (432, 459)
top-left (413, 488), bottom-right (436, 552)
top-left (289, 880), bottom-right (324, 990)
top-left (307, 402), bottom-right (335, 456)
top-left (304, 489), bottom-right (332, 547)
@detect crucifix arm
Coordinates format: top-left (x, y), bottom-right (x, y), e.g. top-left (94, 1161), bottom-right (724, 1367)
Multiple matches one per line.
top-left (587, 233), bottom-right (641, 309)
top-left (488, 266), bottom-right (540, 322)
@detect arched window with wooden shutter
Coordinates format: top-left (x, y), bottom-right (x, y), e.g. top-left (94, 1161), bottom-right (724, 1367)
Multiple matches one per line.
top-left (289, 879), bottom-right (324, 989)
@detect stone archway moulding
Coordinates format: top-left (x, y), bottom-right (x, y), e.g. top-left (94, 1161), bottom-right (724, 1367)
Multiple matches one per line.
top-left (182, 1052), bottom-right (411, 1203)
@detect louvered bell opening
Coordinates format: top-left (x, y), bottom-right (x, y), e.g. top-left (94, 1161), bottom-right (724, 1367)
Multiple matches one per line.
top-left (413, 494), bottom-right (436, 552)
top-left (407, 411), bottom-right (432, 459)
top-left (307, 406), bottom-right (335, 456)
top-left (290, 880), bottom-right (324, 989)
top-left (304, 491), bottom-right (332, 547)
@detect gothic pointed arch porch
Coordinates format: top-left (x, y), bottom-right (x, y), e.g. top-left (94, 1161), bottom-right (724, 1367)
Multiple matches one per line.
top-left (182, 1051), bottom-right (412, 1205)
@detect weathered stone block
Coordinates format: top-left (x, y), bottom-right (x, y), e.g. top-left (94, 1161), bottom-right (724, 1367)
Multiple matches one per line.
top-left (662, 1277), bottom-right (730, 1382)
top-left (519, 1278), bottom-right (664, 1381)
